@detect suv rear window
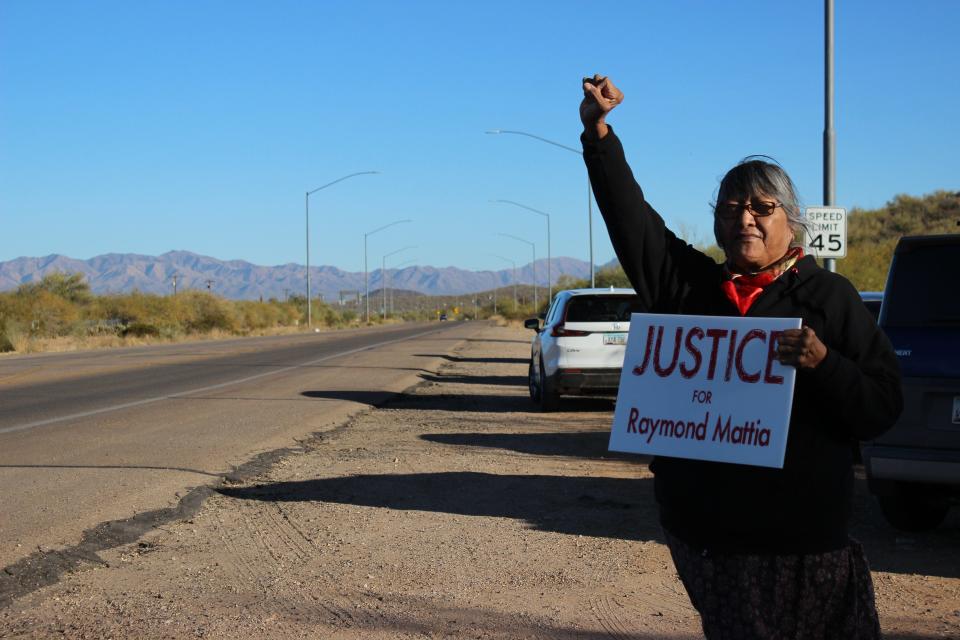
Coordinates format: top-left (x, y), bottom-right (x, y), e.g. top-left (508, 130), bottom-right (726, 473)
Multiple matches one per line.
top-left (884, 243), bottom-right (960, 327)
top-left (564, 295), bottom-right (638, 322)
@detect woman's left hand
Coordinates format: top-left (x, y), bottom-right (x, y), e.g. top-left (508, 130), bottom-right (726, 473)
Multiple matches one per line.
top-left (777, 327), bottom-right (827, 369)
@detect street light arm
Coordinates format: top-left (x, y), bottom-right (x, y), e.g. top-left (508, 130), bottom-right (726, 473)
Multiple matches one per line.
top-left (365, 218), bottom-right (412, 238)
top-left (384, 245), bottom-right (417, 259)
top-left (308, 171), bottom-right (380, 196)
top-left (487, 127), bottom-right (594, 288)
top-left (497, 232), bottom-right (534, 248)
top-left (305, 170), bottom-right (379, 327)
top-left (485, 129), bottom-right (582, 156)
top-left (489, 254), bottom-right (515, 267)
top-left (492, 199), bottom-right (550, 218)
top-left (364, 219), bottom-right (412, 324)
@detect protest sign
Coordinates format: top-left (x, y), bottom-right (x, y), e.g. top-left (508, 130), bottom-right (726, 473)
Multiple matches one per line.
top-left (609, 313), bottom-right (801, 468)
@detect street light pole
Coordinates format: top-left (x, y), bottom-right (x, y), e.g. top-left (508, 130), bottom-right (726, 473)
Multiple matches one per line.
top-left (824, 0), bottom-right (837, 274)
top-left (498, 233), bottom-right (537, 311)
top-left (493, 199), bottom-right (552, 303)
top-left (364, 219), bottom-right (412, 323)
top-left (305, 171), bottom-right (379, 327)
top-left (486, 129), bottom-right (595, 287)
top-left (381, 246), bottom-right (415, 320)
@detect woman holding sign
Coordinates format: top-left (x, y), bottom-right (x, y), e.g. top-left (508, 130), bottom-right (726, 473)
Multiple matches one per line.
top-left (580, 75), bottom-right (902, 639)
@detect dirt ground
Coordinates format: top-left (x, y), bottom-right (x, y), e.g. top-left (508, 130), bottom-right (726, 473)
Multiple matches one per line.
top-left (2, 324), bottom-right (959, 639)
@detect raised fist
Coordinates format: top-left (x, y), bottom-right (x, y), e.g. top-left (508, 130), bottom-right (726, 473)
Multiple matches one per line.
top-left (580, 74), bottom-right (623, 134)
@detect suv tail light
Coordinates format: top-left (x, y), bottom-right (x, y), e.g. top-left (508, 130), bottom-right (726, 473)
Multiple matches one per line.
top-left (551, 325), bottom-right (590, 337)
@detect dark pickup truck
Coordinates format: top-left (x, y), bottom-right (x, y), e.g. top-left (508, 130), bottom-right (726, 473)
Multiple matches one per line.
top-left (861, 233), bottom-right (960, 531)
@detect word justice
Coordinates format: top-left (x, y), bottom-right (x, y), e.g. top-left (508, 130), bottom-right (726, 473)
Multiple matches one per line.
top-left (631, 325), bottom-right (786, 384)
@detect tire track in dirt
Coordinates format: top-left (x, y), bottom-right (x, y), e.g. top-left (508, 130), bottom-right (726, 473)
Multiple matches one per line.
top-left (589, 579), bottom-right (697, 638)
top-left (590, 593), bottom-right (637, 639)
top-left (211, 500), bottom-right (305, 631)
top-left (213, 493), bottom-right (394, 632)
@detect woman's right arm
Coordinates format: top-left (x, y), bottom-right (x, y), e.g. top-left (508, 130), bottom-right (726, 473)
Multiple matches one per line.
top-left (580, 77), bottom-right (714, 311)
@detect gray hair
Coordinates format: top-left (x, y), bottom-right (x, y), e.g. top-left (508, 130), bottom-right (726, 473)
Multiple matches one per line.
top-left (711, 155), bottom-right (808, 250)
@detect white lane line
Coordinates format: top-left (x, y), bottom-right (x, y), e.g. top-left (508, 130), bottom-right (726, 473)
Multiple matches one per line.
top-left (0, 326), bottom-right (453, 436)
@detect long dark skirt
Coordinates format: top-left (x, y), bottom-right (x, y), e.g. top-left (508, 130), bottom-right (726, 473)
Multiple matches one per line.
top-left (664, 531), bottom-right (882, 640)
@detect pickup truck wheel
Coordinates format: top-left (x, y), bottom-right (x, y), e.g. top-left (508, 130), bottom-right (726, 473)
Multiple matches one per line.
top-left (878, 490), bottom-right (949, 532)
top-left (538, 356), bottom-right (560, 412)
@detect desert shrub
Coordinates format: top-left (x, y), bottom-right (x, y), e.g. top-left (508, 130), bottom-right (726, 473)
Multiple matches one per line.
top-left (234, 300), bottom-right (300, 331)
top-left (318, 303), bottom-right (345, 328)
top-left (179, 292), bottom-right (238, 334)
top-left (0, 317), bottom-right (18, 352)
top-left (22, 290), bottom-right (80, 337)
top-left (17, 272), bottom-right (93, 304)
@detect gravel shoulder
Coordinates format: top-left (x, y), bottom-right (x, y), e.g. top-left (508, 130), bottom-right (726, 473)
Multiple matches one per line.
top-left (2, 324), bottom-right (958, 639)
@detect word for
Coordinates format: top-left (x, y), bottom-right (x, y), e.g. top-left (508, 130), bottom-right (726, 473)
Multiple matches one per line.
top-left (626, 408), bottom-right (772, 448)
top-left (631, 325), bottom-right (785, 384)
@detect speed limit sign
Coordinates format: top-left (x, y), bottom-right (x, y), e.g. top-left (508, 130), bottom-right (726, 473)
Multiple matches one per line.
top-left (803, 206), bottom-right (847, 259)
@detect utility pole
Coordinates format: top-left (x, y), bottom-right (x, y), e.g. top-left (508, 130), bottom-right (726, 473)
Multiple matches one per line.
top-left (205, 279), bottom-right (214, 291)
top-left (171, 273), bottom-right (180, 295)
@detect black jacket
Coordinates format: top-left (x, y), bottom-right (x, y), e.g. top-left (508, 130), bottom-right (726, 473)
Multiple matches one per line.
top-left (583, 128), bottom-right (903, 553)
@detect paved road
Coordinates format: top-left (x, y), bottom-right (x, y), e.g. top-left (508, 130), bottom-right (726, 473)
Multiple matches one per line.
top-left (0, 321), bottom-right (478, 569)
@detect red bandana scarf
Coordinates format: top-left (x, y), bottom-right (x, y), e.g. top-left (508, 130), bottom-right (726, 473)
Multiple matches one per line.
top-left (720, 247), bottom-right (804, 316)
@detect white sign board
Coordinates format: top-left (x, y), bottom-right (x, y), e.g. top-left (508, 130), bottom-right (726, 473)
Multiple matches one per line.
top-left (609, 313), bottom-right (801, 468)
top-left (804, 206), bottom-right (847, 258)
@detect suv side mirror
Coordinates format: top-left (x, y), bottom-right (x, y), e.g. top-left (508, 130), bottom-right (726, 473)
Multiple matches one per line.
top-left (523, 318), bottom-right (541, 332)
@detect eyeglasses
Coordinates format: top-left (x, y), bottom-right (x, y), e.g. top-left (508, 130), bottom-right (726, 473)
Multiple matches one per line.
top-left (716, 201), bottom-right (783, 219)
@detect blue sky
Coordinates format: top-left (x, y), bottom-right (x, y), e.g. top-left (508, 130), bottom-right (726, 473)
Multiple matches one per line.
top-left (2, 1), bottom-right (957, 274)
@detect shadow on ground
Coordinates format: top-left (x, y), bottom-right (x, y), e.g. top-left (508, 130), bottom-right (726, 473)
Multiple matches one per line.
top-left (219, 471), bottom-right (660, 542)
top-left (414, 353), bottom-right (529, 365)
top-left (417, 373), bottom-right (527, 386)
top-left (421, 430), bottom-right (640, 462)
top-left (300, 389), bottom-right (614, 414)
top-left (849, 476), bottom-right (960, 578)
top-left (300, 390), bottom-right (399, 405)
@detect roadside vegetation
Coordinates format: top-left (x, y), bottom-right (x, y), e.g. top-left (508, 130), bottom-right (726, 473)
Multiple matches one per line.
top-left (0, 273), bottom-right (546, 354)
top-left (3, 191), bottom-right (956, 354)
top-left (0, 274), bottom-right (363, 354)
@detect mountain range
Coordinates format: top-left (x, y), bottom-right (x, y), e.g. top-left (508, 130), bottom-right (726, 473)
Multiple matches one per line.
top-left (0, 251), bottom-right (601, 300)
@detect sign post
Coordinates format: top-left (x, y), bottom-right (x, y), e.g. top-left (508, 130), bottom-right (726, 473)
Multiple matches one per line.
top-left (609, 313), bottom-right (801, 468)
top-left (804, 206), bottom-right (847, 259)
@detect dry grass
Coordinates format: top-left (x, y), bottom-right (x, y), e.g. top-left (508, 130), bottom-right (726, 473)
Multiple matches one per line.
top-left (0, 323), bottom-right (367, 357)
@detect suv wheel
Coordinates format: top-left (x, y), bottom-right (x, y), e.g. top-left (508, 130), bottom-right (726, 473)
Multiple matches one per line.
top-left (538, 356), bottom-right (560, 412)
top-left (878, 488), bottom-right (949, 532)
top-left (528, 358), bottom-right (541, 402)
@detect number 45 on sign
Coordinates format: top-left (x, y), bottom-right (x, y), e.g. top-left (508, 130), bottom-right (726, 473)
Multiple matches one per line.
top-left (804, 206), bottom-right (847, 259)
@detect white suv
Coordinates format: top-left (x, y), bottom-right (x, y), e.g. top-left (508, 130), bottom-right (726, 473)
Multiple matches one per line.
top-left (524, 287), bottom-right (639, 411)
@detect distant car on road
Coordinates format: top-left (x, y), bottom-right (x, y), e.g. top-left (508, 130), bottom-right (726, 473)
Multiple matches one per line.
top-left (861, 233), bottom-right (960, 531)
top-left (439, 313), bottom-right (448, 321)
top-left (524, 287), bottom-right (640, 411)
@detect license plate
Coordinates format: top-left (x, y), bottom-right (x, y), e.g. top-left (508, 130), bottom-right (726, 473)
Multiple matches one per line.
top-left (603, 333), bottom-right (628, 345)
top-left (953, 396), bottom-right (960, 424)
